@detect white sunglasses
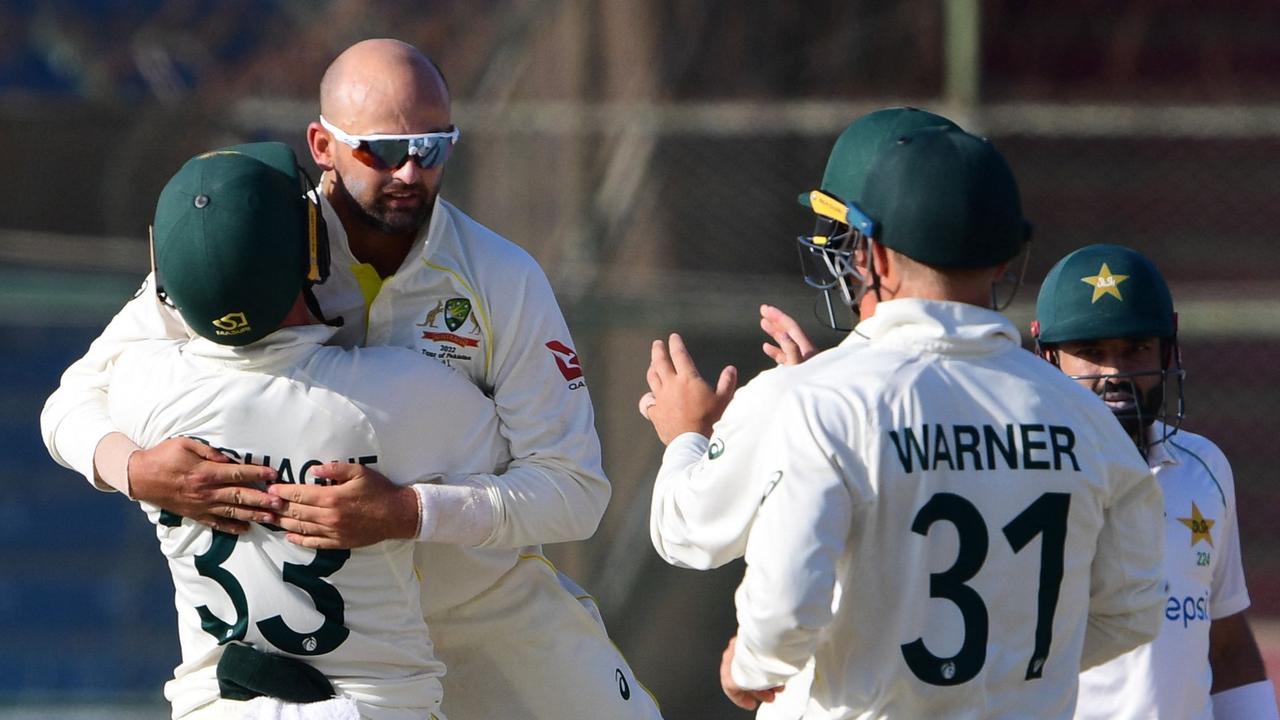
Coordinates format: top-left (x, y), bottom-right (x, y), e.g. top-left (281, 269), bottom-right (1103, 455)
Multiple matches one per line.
top-left (319, 115), bottom-right (459, 170)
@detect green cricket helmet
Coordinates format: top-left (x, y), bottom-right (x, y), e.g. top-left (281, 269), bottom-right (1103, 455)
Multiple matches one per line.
top-left (1034, 243), bottom-right (1175, 345)
top-left (858, 125), bottom-right (1031, 269)
top-left (1033, 243), bottom-right (1184, 446)
top-left (796, 107), bottom-right (961, 330)
top-left (802, 126), bottom-right (1032, 325)
top-left (151, 142), bottom-right (331, 346)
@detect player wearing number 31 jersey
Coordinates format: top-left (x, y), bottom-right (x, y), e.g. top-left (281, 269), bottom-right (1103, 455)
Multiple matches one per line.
top-left (107, 144), bottom-right (507, 719)
top-left (725, 128), bottom-right (1165, 718)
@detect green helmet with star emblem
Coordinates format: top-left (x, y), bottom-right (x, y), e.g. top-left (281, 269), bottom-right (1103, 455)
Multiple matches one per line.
top-left (1034, 243), bottom-right (1175, 345)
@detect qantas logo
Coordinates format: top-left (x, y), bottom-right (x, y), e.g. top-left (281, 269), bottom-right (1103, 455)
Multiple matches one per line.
top-left (545, 340), bottom-right (584, 383)
top-left (615, 668), bottom-right (631, 700)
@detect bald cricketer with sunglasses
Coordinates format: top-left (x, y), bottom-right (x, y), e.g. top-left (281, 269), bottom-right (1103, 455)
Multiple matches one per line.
top-left (41, 38), bottom-right (661, 719)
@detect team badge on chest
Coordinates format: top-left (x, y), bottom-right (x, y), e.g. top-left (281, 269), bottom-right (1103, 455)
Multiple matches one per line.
top-left (417, 297), bottom-right (483, 368)
top-left (1178, 501), bottom-right (1215, 547)
top-left (444, 298), bottom-right (473, 331)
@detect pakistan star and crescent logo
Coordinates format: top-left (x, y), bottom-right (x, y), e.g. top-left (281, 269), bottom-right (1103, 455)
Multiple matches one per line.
top-left (1178, 502), bottom-right (1215, 547)
top-left (1080, 263), bottom-right (1130, 303)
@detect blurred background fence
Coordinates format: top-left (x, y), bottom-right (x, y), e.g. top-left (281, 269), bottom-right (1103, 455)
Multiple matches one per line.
top-left (3, 1), bottom-right (1280, 718)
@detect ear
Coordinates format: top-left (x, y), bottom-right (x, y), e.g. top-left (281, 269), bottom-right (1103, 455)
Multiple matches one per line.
top-left (1030, 322), bottom-right (1052, 362)
top-left (306, 121), bottom-right (336, 172)
top-left (991, 260), bottom-right (1010, 282)
top-left (868, 239), bottom-right (892, 277)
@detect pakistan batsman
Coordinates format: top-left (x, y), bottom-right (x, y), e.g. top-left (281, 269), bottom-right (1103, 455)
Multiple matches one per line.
top-left (1034, 243), bottom-right (1278, 720)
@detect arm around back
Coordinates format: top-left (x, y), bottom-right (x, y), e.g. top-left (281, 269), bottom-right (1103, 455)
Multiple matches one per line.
top-left (40, 275), bottom-right (187, 487)
top-left (45, 279), bottom-right (278, 528)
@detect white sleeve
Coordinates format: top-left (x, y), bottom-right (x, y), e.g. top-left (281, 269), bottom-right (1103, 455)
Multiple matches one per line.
top-left (649, 369), bottom-right (785, 570)
top-left (1082, 453), bottom-right (1166, 669)
top-left (1207, 451), bottom-right (1251, 619)
top-left (731, 391), bottom-right (858, 690)
top-left (39, 274), bottom-right (188, 489)
top-left (1212, 679), bottom-right (1280, 720)
top-left (338, 348), bottom-right (508, 547)
top-left (462, 257), bottom-right (610, 548)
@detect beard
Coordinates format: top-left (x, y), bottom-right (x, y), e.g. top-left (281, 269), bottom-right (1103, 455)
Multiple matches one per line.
top-left (333, 174), bottom-right (434, 236)
top-left (1100, 376), bottom-right (1165, 438)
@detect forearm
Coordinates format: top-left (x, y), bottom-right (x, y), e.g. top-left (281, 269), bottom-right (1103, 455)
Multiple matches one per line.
top-left (41, 386), bottom-right (119, 488)
top-left (730, 618), bottom-right (816, 690)
top-left (649, 432), bottom-right (715, 568)
top-left (93, 432), bottom-right (140, 496)
top-left (1210, 612), bottom-right (1270, 694)
top-left (40, 273), bottom-right (185, 485)
top-left (412, 480), bottom-right (494, 546)
top-left (650, 431), bottom-right (769, 570)
top-left (1081, 604), bottom-right (1162, 670)
top-left (463, 459), bottom-right (610, 548)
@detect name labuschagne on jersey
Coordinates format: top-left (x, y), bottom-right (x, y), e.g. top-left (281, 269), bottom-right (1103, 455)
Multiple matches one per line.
top-left (182, 435), bottom-right (378, 486)
top-left (887, 423), bottom-right (1082, 474)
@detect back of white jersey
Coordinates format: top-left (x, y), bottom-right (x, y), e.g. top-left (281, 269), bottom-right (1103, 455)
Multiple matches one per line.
top-left (107, 329), bottom-right (507, 719)
top-left (734, 302), bottom-right (1163, 720)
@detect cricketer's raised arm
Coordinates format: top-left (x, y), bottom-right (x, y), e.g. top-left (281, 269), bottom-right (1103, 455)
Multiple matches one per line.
top-left (649, 364), bottom-right (791, 569)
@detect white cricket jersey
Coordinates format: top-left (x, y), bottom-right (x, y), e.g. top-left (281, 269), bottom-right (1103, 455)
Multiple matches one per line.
top-left (729, 299), bottom-right (1166, 720)
top-left (107, 326), bottom-right (509, 719)
top-left (39, 191), bottom-right (608, 612)
top-left (307, 191), bottom-right (606, 613)
top-left (1075, 424), bottom-right (1249, 720)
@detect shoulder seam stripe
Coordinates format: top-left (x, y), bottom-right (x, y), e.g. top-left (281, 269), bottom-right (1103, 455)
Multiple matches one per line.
top-left (1169, 439), bottom-right (1227, 508)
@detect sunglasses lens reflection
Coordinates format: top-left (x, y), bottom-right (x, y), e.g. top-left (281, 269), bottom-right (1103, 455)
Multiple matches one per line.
top-left (355, 139), bottom-right (452, 170)
top-left (368, 140), bottom-right (411, 169)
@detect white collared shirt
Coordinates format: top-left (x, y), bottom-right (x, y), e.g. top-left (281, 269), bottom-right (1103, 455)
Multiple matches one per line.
top-left (107, 327), bottom-right (508, 719)
top-left (1075, 422), bottom-right (1249, 720)
top-left (727, 298), bottom-right (1166, 720)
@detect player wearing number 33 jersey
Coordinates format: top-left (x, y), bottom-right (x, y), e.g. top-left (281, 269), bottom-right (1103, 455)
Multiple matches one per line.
top-left (106, 144), bottom-right (508, 719)
top-left (726, 128), bottom-right (1165, 718)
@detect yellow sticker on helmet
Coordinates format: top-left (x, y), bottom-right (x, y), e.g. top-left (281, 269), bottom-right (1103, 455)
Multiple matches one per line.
top-left (809, 191), bottom-right (850, 225)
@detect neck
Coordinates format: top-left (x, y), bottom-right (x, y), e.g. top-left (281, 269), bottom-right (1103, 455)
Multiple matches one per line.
top-left (324, 182), bottom-right (419, 279)
top-left (894, 272), bottom-right (995, 308)
top-left (279, 293), bottom-right (316, 329)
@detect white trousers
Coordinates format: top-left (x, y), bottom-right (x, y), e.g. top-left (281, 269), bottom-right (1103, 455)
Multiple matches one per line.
top-left (427, 554), bottom-right (663, 720)
top-left (182, 696), bottom-right (376, 720)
